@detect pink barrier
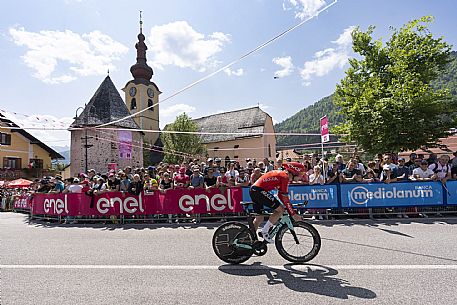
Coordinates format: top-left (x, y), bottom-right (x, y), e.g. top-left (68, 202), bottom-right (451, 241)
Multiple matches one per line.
top-left (31, 187), bottom-right (244, 216)
top-left (13, 195), bottom-right (32, 210)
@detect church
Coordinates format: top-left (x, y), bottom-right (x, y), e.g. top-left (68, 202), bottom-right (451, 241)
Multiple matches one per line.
top-left (70, 20), bottom-right (162, 176)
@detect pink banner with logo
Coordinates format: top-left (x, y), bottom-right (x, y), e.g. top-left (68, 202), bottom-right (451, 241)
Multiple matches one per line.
top-left (320, 116), bottom-right (329, 143)
top-left (31, 188), bottom-right (243, 216)
top-left (13, 195), bottom-right (32, 210)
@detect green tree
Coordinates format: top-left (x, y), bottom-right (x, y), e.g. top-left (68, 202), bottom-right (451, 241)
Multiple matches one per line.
top-left (334, 16), bottom-right (455, 154)
top-left (162, 113), bottom-right (205, 164)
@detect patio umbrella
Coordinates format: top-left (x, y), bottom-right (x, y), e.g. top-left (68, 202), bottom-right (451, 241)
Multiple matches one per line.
top-left (7, 178), bottom-right (33, 188)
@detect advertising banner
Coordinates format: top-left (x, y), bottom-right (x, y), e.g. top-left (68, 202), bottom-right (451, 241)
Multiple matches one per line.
top-left (443, 180), bottom-right (457, 205)
top-left (13, 195), bottom-right (32, 210)
top-left (320, 116), bottom-right (329, 143)
top-left (340, 182), bottom-right (443, 208)
top-left (31, 187), bottom-right (243, 216)
top-left (241, 185), bottom-right (338, 209)
top-left (118, 130), bottom-right (132, 159)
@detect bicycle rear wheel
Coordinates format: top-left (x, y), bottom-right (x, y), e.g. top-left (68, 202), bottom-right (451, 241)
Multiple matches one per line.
top-left (212, 221), bottom-right (255, 264)
top-left (275, 221), bottom-right (321, 263)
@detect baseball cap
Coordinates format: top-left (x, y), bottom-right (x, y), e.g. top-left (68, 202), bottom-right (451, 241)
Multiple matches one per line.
top-left (398, 157), bottom-right (405, 161)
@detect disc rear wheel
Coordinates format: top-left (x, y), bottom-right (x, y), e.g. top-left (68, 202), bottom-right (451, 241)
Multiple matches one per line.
top-left (212, 222), bottom-right (255, 264)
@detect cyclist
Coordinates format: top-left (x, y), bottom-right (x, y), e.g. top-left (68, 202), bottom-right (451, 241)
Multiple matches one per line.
top-left (250, 162), bottom-right (305, 243)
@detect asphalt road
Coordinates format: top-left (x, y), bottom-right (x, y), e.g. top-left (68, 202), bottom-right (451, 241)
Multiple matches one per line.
top-left (1, 212), bottom-right (457, 305)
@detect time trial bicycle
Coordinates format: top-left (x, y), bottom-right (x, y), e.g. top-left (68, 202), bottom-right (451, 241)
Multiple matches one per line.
top-left (212, 201), bottom-right (321, 264)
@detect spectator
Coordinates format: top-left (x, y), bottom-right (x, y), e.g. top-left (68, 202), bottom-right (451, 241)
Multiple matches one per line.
top-left (451, 151), bottom-right (457, 179)
top-left (335, 154), bottom-right (346, 171)
top-left (363, 169), bottom-right (379, 183)
top-left (379, 164), bottom-right (397, 184)
top-left (49, 175), bottom-right (65, 194)
top-left (128, 174), bottom-right (143, 195)
top-left (367, 161), bottom-right (379, 178)
top-left (63, 178), bottom-right (83, 194)
top-left (217, 167), bottom-right (229, 189)
top-left (107, 173), bottom-right (120, 192)
top-left (427, 153), bottom-right (438, 165)
top-left (412, 160), bottom-right (434, 181)
top-left (236, 168), bottom-right (250, 186)
top-left (396, 157), bottom-right (411, 181)
top-left (429, 155), bottom-right (451, 183)
top-left (326, 162), bottom-right (341, 184)
top-left (92, 177), bottom-right (108, 195)
top-left (203, 158), bottom-right (214, 176)
top-left (204, 168), bottom-right (217, 189)
top-left (250, 167), bottom-right (262, 185)
top-left (174, 167), bottom-right (190, 189)
top-left (225, 162), bottom-right (240, 182)
top-left (119, 172), bottom-right (130, 192)
top-left (189, 166), bottom-right (204, 189)
top-left (143, 173), bottom-right (158, 193)
top-left (309, 166), bottom-right (325, 185)
top-left (405, 153), bottom-right (417, 167)
top-left (159, 172), bottom-right (174, 192)
top-left (341, 160), bottom-right (363, 183)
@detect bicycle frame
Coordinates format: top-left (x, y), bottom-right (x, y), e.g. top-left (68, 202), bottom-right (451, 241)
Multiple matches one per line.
top-left (232, 210), bottom-right (299, 250)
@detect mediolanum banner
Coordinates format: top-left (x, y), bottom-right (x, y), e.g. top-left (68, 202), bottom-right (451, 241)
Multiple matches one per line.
top-left (340, 181), bottom-right (444, 208)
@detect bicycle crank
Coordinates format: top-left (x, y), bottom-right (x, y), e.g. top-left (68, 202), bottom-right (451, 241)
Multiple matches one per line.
top-left (252, 240), bottom-right (268, 256)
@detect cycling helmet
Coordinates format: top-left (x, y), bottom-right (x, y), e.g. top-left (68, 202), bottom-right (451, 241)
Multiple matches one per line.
top-left (282, 162), bottom-right (306, 176)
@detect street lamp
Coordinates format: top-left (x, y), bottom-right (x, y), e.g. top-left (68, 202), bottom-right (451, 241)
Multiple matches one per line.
top-left (74, 104), bottom-right (94, 174)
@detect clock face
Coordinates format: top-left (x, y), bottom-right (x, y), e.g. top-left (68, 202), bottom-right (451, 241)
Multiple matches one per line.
top-left (129, 87), bottom-right (137, 97)
top-left (147, 88), bottom-right (154, 98)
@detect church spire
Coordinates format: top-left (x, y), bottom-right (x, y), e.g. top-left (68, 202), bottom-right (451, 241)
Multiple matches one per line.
top-left (130, 10), bottom-right (153, 82)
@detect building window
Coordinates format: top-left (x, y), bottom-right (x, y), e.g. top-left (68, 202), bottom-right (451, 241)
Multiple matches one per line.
top-left (147, 99), bottom-right (154, 110)
top-left (29, 158), bottom-right (43, 169)
top-left (111, 142), bottom-right (117, 150)
top-left (234, 145), bottom-right (239, 149)
top-left (268, 144), bottom-right (272, 158)
top-left (213, 147), bottom-right (219, 152)
top-left (234, 155), bottom-right (239, 159)
top-left (130, 98), bottom-right (137, 110)
top-left (3, 157), bottom-right (21, 169)
top-left (0, 132), bottom-right (11, 145)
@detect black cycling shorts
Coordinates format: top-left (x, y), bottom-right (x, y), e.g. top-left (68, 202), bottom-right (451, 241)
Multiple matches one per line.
top-left (249, 186), bottom-right (281, 214)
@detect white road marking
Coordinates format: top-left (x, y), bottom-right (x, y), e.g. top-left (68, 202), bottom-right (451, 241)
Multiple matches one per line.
top-left (1, 265), bottom-right (457, 270)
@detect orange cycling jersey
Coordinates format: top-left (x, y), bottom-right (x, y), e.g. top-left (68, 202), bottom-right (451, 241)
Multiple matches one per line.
top-left (253, 170), bottom-right (289, 193)
top-left (253, 170), bottom-right (295, 215)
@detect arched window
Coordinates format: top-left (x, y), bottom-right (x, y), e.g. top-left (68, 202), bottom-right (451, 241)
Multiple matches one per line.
top-left (130, 98), bottom-right (137, 110)
top-left (147, 99), bottom-right (154, 110)
top-left (268, 144), bottom-right (272, 157)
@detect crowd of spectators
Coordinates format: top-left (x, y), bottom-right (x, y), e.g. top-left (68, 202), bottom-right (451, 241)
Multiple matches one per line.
top-left (2, 151), bottom-right (457, 220)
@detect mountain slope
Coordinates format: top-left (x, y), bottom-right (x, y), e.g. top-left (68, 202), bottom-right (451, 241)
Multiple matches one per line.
top-left (275, 51), bottom-right (457, 148)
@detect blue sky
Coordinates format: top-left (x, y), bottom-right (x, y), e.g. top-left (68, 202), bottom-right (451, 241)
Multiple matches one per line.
top-left (1, 0), bottom-right (456, 149)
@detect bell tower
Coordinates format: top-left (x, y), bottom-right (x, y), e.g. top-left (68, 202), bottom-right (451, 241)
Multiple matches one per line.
top-left (123, 11), bottom-right (161, 146)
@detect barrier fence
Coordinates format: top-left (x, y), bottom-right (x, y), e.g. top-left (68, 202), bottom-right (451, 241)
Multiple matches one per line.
top-left (4, 181), bottom-right (457, 222)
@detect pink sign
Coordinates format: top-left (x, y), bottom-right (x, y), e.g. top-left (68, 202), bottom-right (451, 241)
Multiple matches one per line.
top-left (31, 188), bottom-right (243, 216)
top-left (118, 130), bottom-right (132, 159)
top-left (320, 116), bottom-right (329, 143)
top-left (13, 195), bottom-right (32, 210)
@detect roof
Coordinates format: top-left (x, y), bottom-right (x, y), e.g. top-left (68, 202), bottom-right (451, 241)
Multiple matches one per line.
top-left (399, 134), bottom-right (457, 159)
top-left (0, 113), bottom-right (64, 159)
top-left (193, 107), bottom-right (270, 144)
top-left (70, 76), bottom-right (141, 129)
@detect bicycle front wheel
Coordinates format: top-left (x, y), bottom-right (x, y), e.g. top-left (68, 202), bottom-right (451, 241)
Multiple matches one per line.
top-left (212, 221), bottom-right (255, 264)
top-left (275, 221), bottom-right (321, 263)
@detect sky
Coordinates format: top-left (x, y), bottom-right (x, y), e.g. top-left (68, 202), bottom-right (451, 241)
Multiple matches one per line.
top-left (1, 0), bottom-right (456, 150)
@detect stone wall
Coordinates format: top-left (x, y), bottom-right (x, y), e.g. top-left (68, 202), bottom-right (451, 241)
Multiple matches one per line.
top-left (70, 128), bottom-right (143, 176)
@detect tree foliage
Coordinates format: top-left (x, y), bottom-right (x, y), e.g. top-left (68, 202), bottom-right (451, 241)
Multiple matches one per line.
top-left (161, 113), bottom-right (205, 164)
top-left (334, 16), bottom-right (455, 154)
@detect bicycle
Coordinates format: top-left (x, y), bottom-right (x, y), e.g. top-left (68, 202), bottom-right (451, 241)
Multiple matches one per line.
top-left (212, 201), bottom-right (321, 264)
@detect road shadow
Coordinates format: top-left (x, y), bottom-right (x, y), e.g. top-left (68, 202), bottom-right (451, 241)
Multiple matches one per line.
top-left (26, 217), bottom-right (222, 231)
top-left (218, 262), bottom-right (377, 299)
